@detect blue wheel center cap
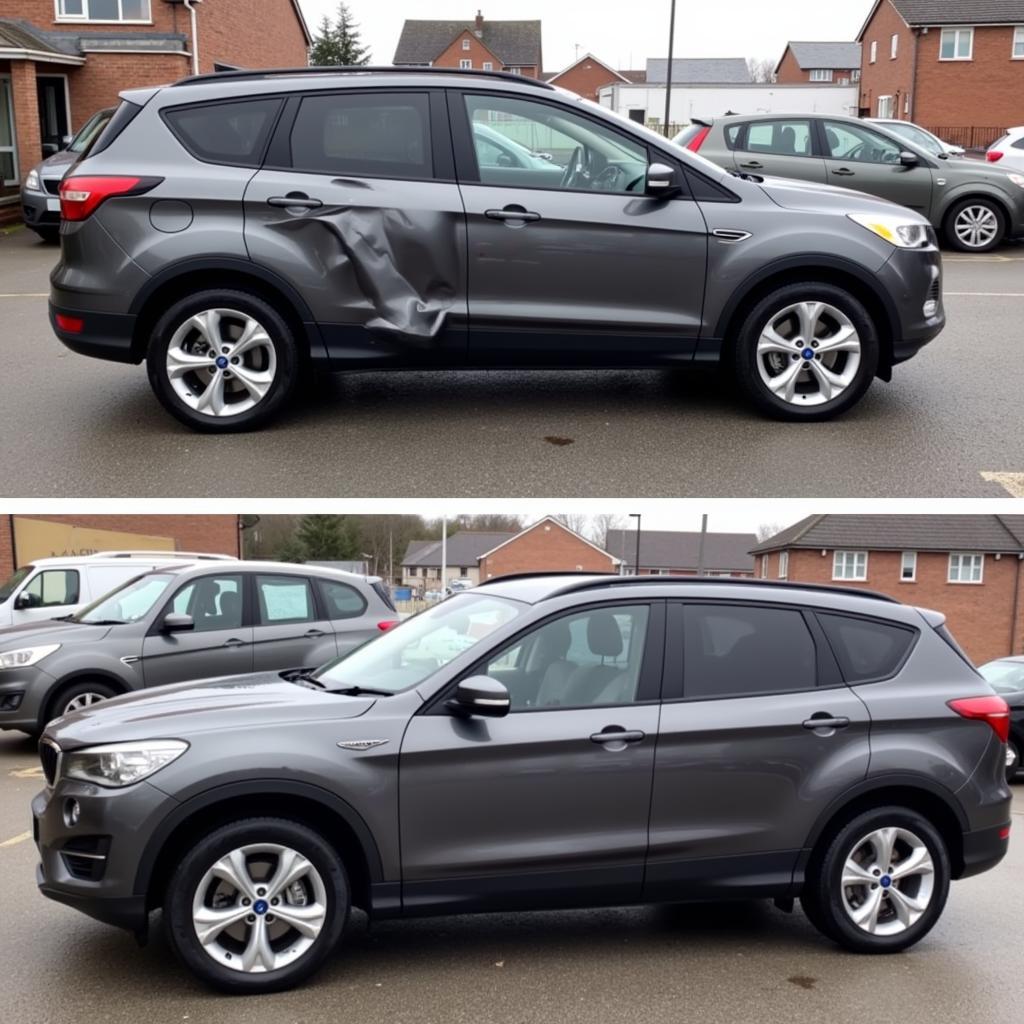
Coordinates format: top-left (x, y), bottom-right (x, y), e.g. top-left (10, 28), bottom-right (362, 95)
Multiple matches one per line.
top-left (880, 875), bottom-right (892, 888)
top-left (801, 348), bottom-right (814, 360)
top-left (253, 899), bottom-right (269, 915)
top-left (215, 355), bottom-right (229, 369)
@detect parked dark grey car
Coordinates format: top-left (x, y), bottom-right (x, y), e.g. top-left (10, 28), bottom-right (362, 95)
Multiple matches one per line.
top-left (977, 655), bottom-right (1024, 778)
top-left (676, 113), bottom-right (1024, 253)
top-left (0, 559), bottom-right (396, 738)
top-left (49, 68), bottom-right (945, 427)
top-left (33, 574), bottom-right (1011, 993)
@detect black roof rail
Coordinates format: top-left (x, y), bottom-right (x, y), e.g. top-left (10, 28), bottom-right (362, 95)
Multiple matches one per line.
top-left (479, 572), bottom-right (899, 604)
top-left (476, 572), bottom-right (609, 587)
top-left (170, 65), bottom-right (557, 90)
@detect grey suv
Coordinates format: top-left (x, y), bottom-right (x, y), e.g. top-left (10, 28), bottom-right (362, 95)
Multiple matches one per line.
top-left (49, 68), bottom-right (945, 427)
top-left (0, 560), bottom-right (396, 737)
top-left (33, 574), bottom-right (1011, 994)
top-left (676, 113), bottom-right (1024, 253)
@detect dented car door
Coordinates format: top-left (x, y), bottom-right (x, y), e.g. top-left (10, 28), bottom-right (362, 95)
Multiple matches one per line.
top-left (244, 89), bottom-right (468, 364)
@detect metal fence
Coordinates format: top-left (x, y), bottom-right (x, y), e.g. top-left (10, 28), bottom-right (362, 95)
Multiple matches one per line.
top-left (924, 126), bottom-right (1005, 150)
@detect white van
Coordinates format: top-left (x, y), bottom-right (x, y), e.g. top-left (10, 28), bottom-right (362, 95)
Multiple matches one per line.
top-left (0, 551), bottom-right (237, 628)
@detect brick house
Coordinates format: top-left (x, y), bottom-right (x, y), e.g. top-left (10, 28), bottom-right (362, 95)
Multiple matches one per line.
top-left (401, 532), bottom-right (515, 592)
top-left (856, 0), bottom-right (1024, 146)
top-left (542, 53), bottom-right (638, 102)
top-left (478, 517), bottom-right (620, 580)
top-left (752, 515), bottom-right (1024, 665)
top-left (774, 41), bottom-right (862, 85)
top-left (605, 528), bottom-right (757, 576)
top-left (0, 0), bottom-right (310, 212)
top-left (393, 11), bottom-right (542, 78)
top-left (1, 513), bottom-right (240, 577)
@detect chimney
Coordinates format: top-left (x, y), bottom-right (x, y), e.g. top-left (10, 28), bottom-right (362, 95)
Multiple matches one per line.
top-left (474, 10), bottom-right (484, 37)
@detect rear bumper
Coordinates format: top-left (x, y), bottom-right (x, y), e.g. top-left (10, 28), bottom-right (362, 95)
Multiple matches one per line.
top-left (49, 302), bottom-right (138, 364)
top-left (957, 821), bottom-right (1011, 879)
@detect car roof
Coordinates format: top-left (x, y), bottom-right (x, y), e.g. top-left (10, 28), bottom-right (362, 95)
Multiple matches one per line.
top-left (158, 560), bottom-right (381, 585)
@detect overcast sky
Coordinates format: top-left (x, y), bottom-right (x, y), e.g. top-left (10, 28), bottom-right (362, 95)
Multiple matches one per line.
top-left (296, 0), bottom-right (865, 71)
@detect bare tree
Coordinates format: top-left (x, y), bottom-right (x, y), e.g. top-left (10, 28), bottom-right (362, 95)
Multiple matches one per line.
top-left (591, 513), bottom-right (628, 550)
top-left (554, 513), bottom-right (590, 538)
top-left (746, 56), bottom-right (776, 83)
top-left (756, 522), bottom-right (784, 543)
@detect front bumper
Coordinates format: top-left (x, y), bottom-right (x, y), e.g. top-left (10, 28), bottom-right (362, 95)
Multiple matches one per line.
top-left (879, 245), bottom-right (945, 366)
top-left (0, 666), bottom-right (55, 732)
top-left (20, 186), bottom-right (61, 230)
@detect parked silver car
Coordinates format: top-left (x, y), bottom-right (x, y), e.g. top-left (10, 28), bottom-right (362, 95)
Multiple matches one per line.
top-left (986, 127), bottom-right (1024, 174)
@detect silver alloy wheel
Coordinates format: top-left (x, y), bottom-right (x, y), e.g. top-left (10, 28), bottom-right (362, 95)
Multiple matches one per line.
top-left (841, 826), bottom-right (936, 936)
top-left (1008, 742), bottom-right (1020, 775)
top-left (166, 308), bottom-right (277, 418)
top-left (62, 692), bottom-right (107, 715)
top-left (953, 204), bottom-right (999, 250)
top-left (192, 842), bottom-right (328, 974)
top-left (755, 301), bottom-right (862, 407)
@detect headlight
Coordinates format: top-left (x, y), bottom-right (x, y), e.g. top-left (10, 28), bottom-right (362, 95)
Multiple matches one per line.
top-left (0, 644), bottom-right (60, 670)
top-left (848, 212), bottom-right (933, 248)
top-left (24, 169), bottom-right (41, 192)
top-left (1007, 173), bottom-right (1024, 190)
top-left (63, 740), bottom-right (188, 788)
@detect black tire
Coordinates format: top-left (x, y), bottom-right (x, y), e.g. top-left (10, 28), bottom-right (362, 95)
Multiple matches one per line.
top-left (943, 197), bottom-right (1006, 253)
top-left (30, 226), bottom-right (60, 244)
top-left (46, 679), bottom-right (119, 726)
top-left (164, 817), bottom-right (349, 994)
top-left (802, 806), bottom-right (950, 954)
top-left (1007, 739), bottom-right (1020, 782)
top-left (732, 282), bottom-right (880, 421)
top-left (146, 289), bottom-right (299, 433)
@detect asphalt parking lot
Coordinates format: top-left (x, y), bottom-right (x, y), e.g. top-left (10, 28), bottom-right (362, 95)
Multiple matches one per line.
top-left (1, 226), bottom-right (1023, 498)
top-left (0, 728), bottom-right (1021, 1024)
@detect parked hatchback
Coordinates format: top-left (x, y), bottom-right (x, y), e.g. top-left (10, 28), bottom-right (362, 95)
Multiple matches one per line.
top-left (0, 560), bottom-right (396, 737)
top-left (985, 127), bottom-right (1024, 174)
top-left (50, 68), bottom-right (946, 427)
top-left (33, 575), bottom-right (1011, 993)
top-left (677, 112), bottom-right (1024, 252)
top-left (977, 655), bottom-right (1024, 778)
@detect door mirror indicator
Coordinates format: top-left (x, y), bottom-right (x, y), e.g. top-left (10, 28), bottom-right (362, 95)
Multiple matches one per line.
top-left (447, 676), bottom-right (511, 718)
top-left (645, 162), bottom-right (680, 196)
top-left (899, 150), bottom-right (919, 167)
top-left (162, 613), bottom-right (195, 633)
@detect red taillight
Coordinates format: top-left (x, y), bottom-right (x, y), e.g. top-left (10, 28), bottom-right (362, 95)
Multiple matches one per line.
top-left (948, 695), bottom-right (1010, 742)
top-left (55, 314), bottom-right (83, 334)
top-left (59, 175), bottom-right (143, 221)
top-left (686, 126), bottom-right (711, 152)
top-left (377, 620), bottom-right (399, 632)
top-left (986, 151), bottom-right (1004, 162)
top-left (999, 826), bottom-right (1011, 841)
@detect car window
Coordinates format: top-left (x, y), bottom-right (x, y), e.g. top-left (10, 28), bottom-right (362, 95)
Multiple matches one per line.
top-left (823, 121), bottom-right (902, 164)
top-left (464, 93), bottom-right (648, 193)
top-left (163, 97), bottom-right (282, 166)
top-left (1013, 137), bottom-right (1024, 151)
top-left (682, 604), bottom-right (817, 699)
top-left (75, 572), bottom-right (175, 624)
top-left (23, 569), bottom-right (80, 608)
top-left (888, 122), bottom-right (941, 156)
top-left (289, 92), bottom-right (432, 179)
top-left (0, 565), bottom-right (32, 602)
top-left (171, 574), bottom-right (244, 631)
top-left (817, 613), bottom-right (916, 682)
top-left (481, 605), bottom-right (650, 710)
top-left (741, 119), bottom-right (814, 157)
top-left (979, 660), bottom-right (1024, 693)
top-left (255, 575), bottom-right (316, 625)
top-left (69, 109), bottom-right (113, 154)
top-left (316, 578), bottom-right (367, 620)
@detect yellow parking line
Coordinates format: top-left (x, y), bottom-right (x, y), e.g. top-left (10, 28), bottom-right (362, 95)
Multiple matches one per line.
top-left (0, 831), bottom-right (31, 849)
top-left (9, 766), bottom-right (43, 780)
top-left (0, 293), bottom-right (48, 298)
top-left (946, 291), bottom-right (1024, 297)
top-left (981, 472), bottom-right (1024, 497)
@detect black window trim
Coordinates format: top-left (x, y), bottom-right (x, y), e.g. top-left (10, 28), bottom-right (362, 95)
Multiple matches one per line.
top-left (24, 567), bottom-right (81, 608)
top-left (149, 571), bottom-right (249, 634)
top-left (817, 117), bottom-right (938, 169)
top-left (253, 572), bottom-right (322, 627)
top-left (813, 608), bottom-right (920, 686)
top-left (732, 116), bottom-right (821, 160)
top-left (159, 94), bottom-right (287, 169)
top-left (420, 598), bottom-right (667, 715)
top-left (314, 576), bottom-right (369, 621)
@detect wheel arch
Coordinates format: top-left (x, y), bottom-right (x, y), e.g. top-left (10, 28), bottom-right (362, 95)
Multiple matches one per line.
top-left (712, 256), bottom-right (900, 380)
top-left (936, 187), bottom-right (1013, 235)
top-left (127, 257), bottom-right (325, 364)
top-left (39, 671), bottom-right (131, 731)
top-left (135, 779), bottom-right (385, 915)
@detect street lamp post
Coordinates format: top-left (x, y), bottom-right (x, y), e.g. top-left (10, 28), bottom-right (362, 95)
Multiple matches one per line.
top-left (663, 0), bottom-right (677, 135)
top-left (629, 513), bottom-right (642, 575)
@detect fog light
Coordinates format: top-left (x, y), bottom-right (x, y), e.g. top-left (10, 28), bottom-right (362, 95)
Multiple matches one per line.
top-left (63, 798), bottom-right (80, 828)
top-left (0, 692), bottom-right (23, 711)
top-left (923, 299), bottom-right (938, 318)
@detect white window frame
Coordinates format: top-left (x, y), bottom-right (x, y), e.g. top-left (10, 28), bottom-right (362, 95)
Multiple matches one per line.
top-left (900, 551), bottom-right (917, 582)
top-left (939, 27), bottom-right (974, 61)
top-left (760, 555), bottom-right (768, 579)
top-left (948, 552), bottom-right (984, 584)
top-left (462, 38), bottom-right (471, 50)
top-left (56, 0), bottom-right (152, 22)
top-left (833, 550), bottom-right (868, 581)
top-left (778, 551), bottom-right (789, 579)
top-left (877, 95), bottom-right (894, 118)
top-left (904, 92), bottom-right (910, 114)
top-left (482, 61), bottom-right (493, 71)
top-left (891, 34), bottom-right (899, 59)
top-left (459, 58), bottom-right (472, 69)
top-left (870, 40), bottom-right (877, 63)
top-left (809, 68), bottom-right (833, 81)
top-left (852, 68), bottom-right (861, 81)
top-left (1013, 26), bottom-right (1024, 59)
top-left (508, 66), bottom-right (522, 75)
top-left (0, 74), bottom-right (18, 187)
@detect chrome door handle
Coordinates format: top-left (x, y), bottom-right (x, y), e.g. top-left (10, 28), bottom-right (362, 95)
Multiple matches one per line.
top-left (739, 160), bottom-right (763, 169)
top-left (831, 168), bottom-right (855, 176)
top-left (222, 637), bottom-right (246, 648)
top-left (485, 206), bottom-right (541, 222)
top-left (590, 729), bottom-right (646, 744)
top-left (304, 629), bottom-right (326, 638)
top-left (267, 193), bottom-right (323, 209)
top-left (802, 715), bottom-right (850, 730)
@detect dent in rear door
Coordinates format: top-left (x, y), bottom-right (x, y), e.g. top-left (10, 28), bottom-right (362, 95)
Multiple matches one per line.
top-left (243, 90), bottom-right (468, 365)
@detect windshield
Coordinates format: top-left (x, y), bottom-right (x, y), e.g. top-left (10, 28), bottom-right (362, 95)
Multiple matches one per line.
top-left (0, 565), bottom-right (33, 603)
top-left (315, 593), bottom-right (525, 693)
top-left (979, 659), bottom-right (1024, 694)
top-left (73, 572), bottom-right (175, 625)
top-left (69, 109), bottom-right (114, 154)
top-left (886, 122), bottom-right (942, 156)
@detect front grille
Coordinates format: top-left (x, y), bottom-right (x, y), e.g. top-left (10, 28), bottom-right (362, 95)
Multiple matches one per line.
top-left (43, 178), bottom-right (61, 196)
top-left (61, 836), bottom-right (110, 881)
top-left (39, 740), bottom-right (60, 786)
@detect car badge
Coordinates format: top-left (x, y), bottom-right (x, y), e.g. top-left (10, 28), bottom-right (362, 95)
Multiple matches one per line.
top-left (337, 739), bottom-right (389, 751)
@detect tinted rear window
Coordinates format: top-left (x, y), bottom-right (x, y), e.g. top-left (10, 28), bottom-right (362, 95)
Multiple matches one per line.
top-left (683, 604), bottom-right (817, 699)
top-left (372, 580), bottom-right (396, 612)
top-left (289, 92), bottom-right (432, 178)
top-left (724, 124), bottom-right (742, 149)
top-left (316, 579), bottom-right (368, 620)
top-left (818, 613), bottom-right (917, 682)
top-left (163, 97), bottom-right (282, 166)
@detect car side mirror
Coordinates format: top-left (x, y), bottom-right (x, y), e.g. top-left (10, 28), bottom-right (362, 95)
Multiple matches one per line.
top-left (447, 676), bottom-right (510, 718)
top-left (645, 162), bottom-right (681, 196)
top-left (899, 150), bottom-right (919, 167)
top-left (162, 613), bottom-right (194, 632)
top-left (14, 592), bottom-right (38, 610)
top-left (60, 134), bottom-right (74, 150)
